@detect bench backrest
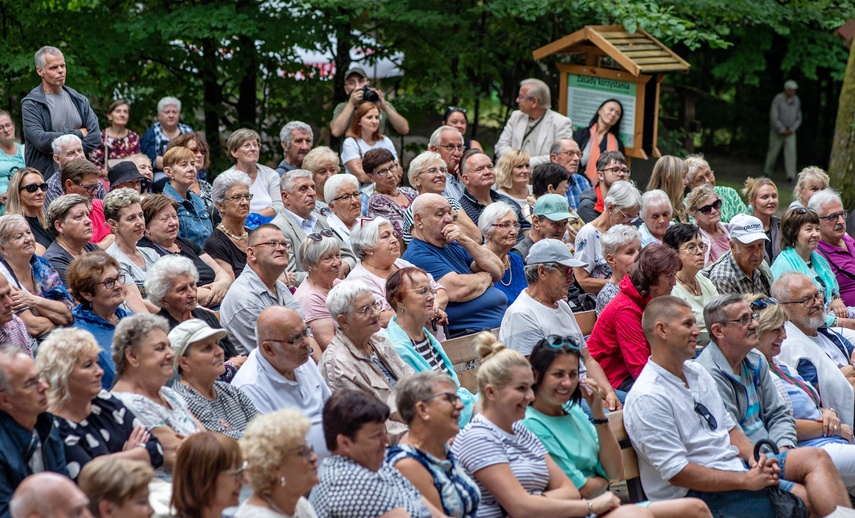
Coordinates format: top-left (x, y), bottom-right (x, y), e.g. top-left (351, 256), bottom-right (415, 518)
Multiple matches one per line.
top-left (607, 410), bottom-right (646, 501)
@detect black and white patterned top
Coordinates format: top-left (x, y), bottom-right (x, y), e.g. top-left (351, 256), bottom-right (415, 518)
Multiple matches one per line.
top-left (413, 336), bottom-right (449, 374)
top-left (173, 380), bottom-right (260, 439)
top-left (309, 454), bottom-right (431, 518)
top-left (54, 390), bottom-right (164, 481)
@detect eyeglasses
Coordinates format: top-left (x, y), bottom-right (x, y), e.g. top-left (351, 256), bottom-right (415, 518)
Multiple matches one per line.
top-left (252, 240), bottom-right (292, 251)
top-left (307, 229), bottom-right (335, 241)
top-left (438, 144), bottom-right (464, 153)
top-left (694, 402), bottom-right (718, 431)
top-left (267, 326), bottom-right (313, 346)
top-left (97, 274), bottom-right (126, 291)
top-left (750, 298), bottom-right (778, 311)
top-left (411, 286), bottom-right (437, 298)
top-left (601, 166), bottom-right (630, 177)
top-left (546, 263), bottom-right (574, 276)
top-left (20, 183), bottom-right (48, 193)
top-left (356, 299), bottom-right (383, 316)
top-left (780, 291), bottom-right (824, 307)
top-left (332, 191), bottom-right (360, 203)
top-left (680, 242), bottom-right (709, 255)
top-left (0, 123), bottom-right (13, 131)
top-left (290, 444), bottom-right (315, 462)
top-left (617, 208), bottom-right (637, 224)
top-left (544, 334), bottom-right (581, 351)
top-left (75, 181), bottom-right (100, 193)
top-left (225, 461), bottom-right (247, 479)
top-left (418, 166), bottom-right (448, 177)
top-left (720, 313), bottom-right (759, 327)
top-left (695, 199), bottom-right (722, 215)
top-left (447, 106), bottom-right (467, 114)
top-left (372, 162), bottom-right (398, 176)
top-left (225, 193), bottom-right (253, 203)
top-left (555, 150), bottom-right (583, 158)
top-left (422, 391), bottom-right (460, 405)
top-left (492, 222), bottom-right (521, 231)
top-left (819, 210), bottom-right (849, 222)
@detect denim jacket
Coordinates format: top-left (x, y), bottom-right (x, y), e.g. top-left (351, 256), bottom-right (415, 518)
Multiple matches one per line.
top-left (163, 183), bottom-right (212, 249)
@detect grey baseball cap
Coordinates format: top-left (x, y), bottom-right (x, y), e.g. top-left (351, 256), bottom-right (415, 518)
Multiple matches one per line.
top-left (526, 238), bottom-right (587, 268)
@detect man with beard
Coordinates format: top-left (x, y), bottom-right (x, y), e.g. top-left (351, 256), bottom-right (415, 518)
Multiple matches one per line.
top-left (550, 138), bottom-right (590, 210)
top-left (813, 189), bottom-right (855, 307)
top-left (275, 121), bottom-right (313, 175)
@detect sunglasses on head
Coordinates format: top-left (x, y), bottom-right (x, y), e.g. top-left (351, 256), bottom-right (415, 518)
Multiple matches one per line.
top-left (544, 334), bottom-right (581, 351)
top-left (307, 229), bottom-right (335, 241)
top-left (20, 183), bottom-right (48, 193)
top-left (750, 297), bottom-right (778, 311)
top-left (695, 199), bottom-right (722, 215)
top-left (791, 207), bottom-right (817, 216)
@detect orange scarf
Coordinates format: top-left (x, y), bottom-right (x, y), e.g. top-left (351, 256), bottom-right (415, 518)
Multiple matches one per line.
top-left (584, 123), bottom-right (619, 183)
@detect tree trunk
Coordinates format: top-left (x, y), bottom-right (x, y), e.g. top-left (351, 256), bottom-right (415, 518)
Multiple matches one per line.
top-left (829, 41), bottom-right (855, 207)
top-left (236, 34), bottom-right (258, 130)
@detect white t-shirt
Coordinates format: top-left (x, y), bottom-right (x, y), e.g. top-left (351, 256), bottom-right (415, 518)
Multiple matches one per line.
top-left (574, 224), bottom-right (611, 279)
top-left (341, 136), bottom-right (398, 176)
top-left (499, 289), bottom-right (586, 357)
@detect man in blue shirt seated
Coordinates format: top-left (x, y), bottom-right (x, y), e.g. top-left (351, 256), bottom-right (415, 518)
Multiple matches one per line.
top-left (402, 193), bottom-right (506, 337)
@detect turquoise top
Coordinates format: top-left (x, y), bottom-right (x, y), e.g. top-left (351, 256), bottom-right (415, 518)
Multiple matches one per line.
top-left (771, 247), bottom-right (839, 327)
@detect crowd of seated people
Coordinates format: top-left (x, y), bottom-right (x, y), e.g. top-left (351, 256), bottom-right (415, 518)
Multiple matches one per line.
top-left (4, 45), bottom-right (855, 518)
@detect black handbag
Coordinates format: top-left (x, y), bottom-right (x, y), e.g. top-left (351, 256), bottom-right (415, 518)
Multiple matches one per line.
top-left (752, 439), bottom-right (810, 518)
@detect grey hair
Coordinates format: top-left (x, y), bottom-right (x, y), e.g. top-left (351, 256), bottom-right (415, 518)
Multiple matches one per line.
top-left (685, 184), bottom-right (717, 213)
top-left (279, 121), bottom-right (313, 147)
top-left (549, 138), bottom-right (575, 156)
top-left (299, 234), bottom-right (341, 271)
top-left (326, 280), bottom-right (373, 320)
top-left (640, 189), bottom-right (672, 219)
top-left (524, 262), bottom-right (560, 285)
top-left (477, 201), bottom-right (517, 238)
top-left (407, 151), bottom-right (445, 186)
top-left (684, 154), bottom-right (710, 185)
top-left (303, 147), bottom-right (340, 175)
top-left (520, 78), bottom-right (551, 107)
top-left (144, 255), bottom-right (199, 307)
top-left (34, 46), bottom-right (62, 70)
top-left (396, 371), bottom-right (456, 424)
top-left (0, 214), bottom-right (30, 248)
top-left (0, 343), bottom-right (27, 393)
top-left (46, 194), bottom-right (90, 237)
top-left (102, 188), bottom-right (142, 222)
top-left (51, 134), bottom-right (82, 156)
top-left (603, 180), bottom-right (642, 211)
top-left (794, 166), bottom-right (829, 202)
top-left (157, 96), bottom-right (181, 113)
top-left (324, 174), bottom-right (359, 204)
top-left (211, 170), bottom-right (251, 207)
top-left (601, 224), bottom-right (641, 257)
top-left (428, 126), bottom-right (462, 148)
top-left (770, 271), bottom-right (811, 304)
top-left (112, 314), bottom-right (171, 377)
top-left (702, 293), bottom-right (745, 333)
top-left (807, 188), bottom-right (843, 214)
top-left (279, 169), bottom-right (313, 193)
top-left (350, 216), bottom-right (392, 260)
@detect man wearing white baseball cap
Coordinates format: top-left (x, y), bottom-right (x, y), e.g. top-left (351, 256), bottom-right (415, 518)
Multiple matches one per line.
top-left (500, 239), bottom-right (622, 410)
top-left (702, 214), bottom-right (774, 296)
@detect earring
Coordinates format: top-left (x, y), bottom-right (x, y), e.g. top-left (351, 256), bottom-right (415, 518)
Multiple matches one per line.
top-left (279, 476), bottom-right (287, 487)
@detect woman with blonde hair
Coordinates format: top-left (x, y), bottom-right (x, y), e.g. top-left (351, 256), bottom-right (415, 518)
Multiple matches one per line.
top-left (451, 333), bottom-right (637, 518)
top-left (78, 457), bottom-right (154, 518)
top-left (791, 166), bottom-right (829, 209)
top-left (5, 167), bottom-right (52, 252)
top-left (302, 146), bottom-right (340, 217)
top-left (646, 156), bottom-right (688, 224)
top-left (742, 176), bottom-right (781, 264)
top-left (495, 149), bottom-right (532, 211)
top-left (237, 409), bottom-right (320, 518)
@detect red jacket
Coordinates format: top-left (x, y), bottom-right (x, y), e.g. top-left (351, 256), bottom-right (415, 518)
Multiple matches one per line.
top-left (587, 275), bottom-right (650, 389)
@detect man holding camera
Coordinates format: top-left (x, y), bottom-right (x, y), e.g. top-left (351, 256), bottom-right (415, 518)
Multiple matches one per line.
top-left (329, 67), bottom-right (409, 139)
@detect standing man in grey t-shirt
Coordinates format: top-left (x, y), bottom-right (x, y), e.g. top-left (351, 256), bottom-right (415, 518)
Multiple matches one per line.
top-left (21, 46), bottom-right (101, 179)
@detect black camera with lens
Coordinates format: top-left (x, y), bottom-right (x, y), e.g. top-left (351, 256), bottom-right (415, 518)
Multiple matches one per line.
top-left (361, 85), bottom-right (380, 103)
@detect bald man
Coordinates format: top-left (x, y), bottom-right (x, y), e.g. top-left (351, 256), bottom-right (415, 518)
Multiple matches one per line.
top-left (10, 473), bottom-right (91, 518)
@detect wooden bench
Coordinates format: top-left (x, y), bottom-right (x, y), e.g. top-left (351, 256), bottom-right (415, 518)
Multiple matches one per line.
top-left (608, 410), bottom-right (646, 502)
top-left (575, 309), bottom-right (597, 337)
top-left (440, 329), bottom-right (498, 394)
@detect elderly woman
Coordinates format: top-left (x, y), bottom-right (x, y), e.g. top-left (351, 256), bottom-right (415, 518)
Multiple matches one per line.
top-left (791, 166), bottom-right (829, 210)
top-left (237, 409), bottom-right (320, 518)
top-left (386, 267), bottom-right (476, 425)
top-left (68, 252), bottom-right (131, 388)
top-left (140, 96), bottom-right (193, 175)
top-left (646, 156), bottom-right (688, 224)
top-left (303, 146), bottom-right (340, 218)
top-left (743, 176), bottom-right (782, 264)
top-left (203, 171), bottom-right (252, 278)
top-left (387, 372), bottom-right (481, 517)
top-left (495, 149), bottom-right (532, 210)
top-left (6, 167), bottom-right (52, 252)
top-left (103, 188), bottom-right (160, 297)
top-left (575, 99), bottom-right (625, 182)
top-left (663, 224), bottom-right (720, 348)
top-left (574, 180), bottom-right (642, 294)
top-left (365, 148), bottom-right (417, 240)
top-left (324, 174), bottom-right (361, 248)
top-left (320, 280), bottom-right (415, 440)
top-left (161, 146), bottom-right (212, 248)
top-left (403, 150), bottom-right (481, 244)
top-left (342, 102), bottom-right (399, 185)
top-left (112, 314), bottom-right (202, 471)
top-left (171, 319), bottom-right (259, 438)
top-left (172, 432), bottom-right (244, 518)
top-left (638, 189), bottom-right (672, 247)
top-left (347, 217), bottom-right (448, 329)
top-left (596, 224), bottom-right (641, 314)
top-left (686, 184), bottom-right (731, 264)
top-left (42, 194), bottom-right (101, 284)
top-left (36, 328), bottom-right (162, 480)
top-left (145, 256), bottom-right (243, 370)
top-left (480, 201), bottom-right (527, 303)
top-left (0, 214), bottom-right (72, 336)
top-left (139, 194), bottom-right (231, 307)
top-left (222, 128), bottom-right (282, 218)
top-left (588, 244), bottom-right (682, 391)
top-left (311, 390), bottom-right (434, 517)
top-left (684, 155), bottom-right (746, 223)
top-left (293, 232), bottom-right (343, 349)
top-left (90, 100), bottom-right (142, 173)
top-left (78, 457), bottom-right (154, 518)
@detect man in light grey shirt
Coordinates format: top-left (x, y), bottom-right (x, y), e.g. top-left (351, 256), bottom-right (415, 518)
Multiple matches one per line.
top-left (763, 79), bottom-right (802, 182)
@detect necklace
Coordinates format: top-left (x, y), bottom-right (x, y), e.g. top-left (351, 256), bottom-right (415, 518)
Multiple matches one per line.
top-left (676, 274), bottom-right (699, 296)
top-left (217, 223), bottom-right (247, 241)
top-left (260, 494), bottom-right (292, 516)
top-left (500, 256), bottom-right (512, 287)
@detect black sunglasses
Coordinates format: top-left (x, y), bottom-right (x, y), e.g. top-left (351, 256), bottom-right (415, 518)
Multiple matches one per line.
top-left (20, 183), bottom-right (48, 193)
top-left (695, 199), bottom-right (722, 215)
top-left (694, 402), bottom-right (718, 431)
top-left (307, 229), bottom-right (335, 241)
top-left (790, 207), bottom-right (817, 216)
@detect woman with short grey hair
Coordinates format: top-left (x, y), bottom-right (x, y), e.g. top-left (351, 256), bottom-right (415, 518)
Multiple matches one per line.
top-left (43, 194), bottom-right (101, 285)
top-left (638, 189), bottom-right (672, 247)
top-left (293, 233), bottom-right (343, 349)
top-left (320, 280), bottom-right (414, 441)
top-left (479, 202), bottom-right (526, 304)
top-left (597, 224), bottom-right (641, 314)
top-left (141, 96), bottom-right (193, 174)
top-left (222, 128), bottom-right (282, 218)
top-left (205, 171), bottom-right (253, 278)
top-left (324, 173), bottom-right (362, 248)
